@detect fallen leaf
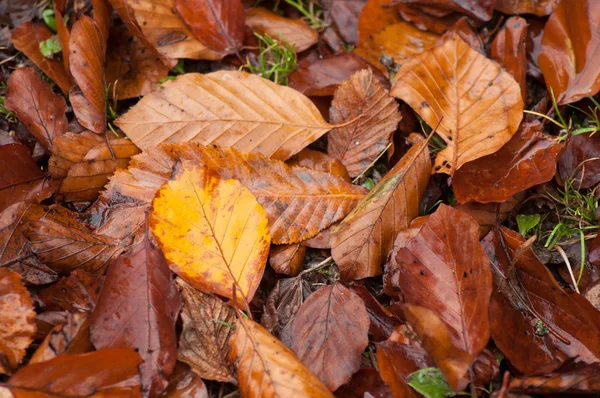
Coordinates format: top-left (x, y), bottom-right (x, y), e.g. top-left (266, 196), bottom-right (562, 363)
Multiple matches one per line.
top-left (4, 67), bottom-right (68, 151)
top-left (495, 0), bottom-right (558, 16)
top-left (538, 0), bottom-right (600, 104)
top-left (288, 149), bottom-right (350, 181)
top-left (48, 131), bottom-right (106, 179)
top-left (36, 269), bottom-right (103, 313)
top-left (161, 362), bottom-right (209, 398)
top-left (399, 0), bottom-right (494, 21)
top-left (261, 276), bottom-right (313, 338)
top-left (269, 244), bottom-right (306, 276)
top-left (177, 278), bottom-right (235, 382)
top-left (53, 2), bottom-right (70, 72)
top-left (558, 133), bottom-right (600, 189)
top-left (229, 316), bottom-right (334, 398)
top-left (328, 69), bottom-right (400, 177)
top-left (377, 339), bottom-right (431, 398)
top-left (150, 163), bottom-right (270, 304)
top-left (509, 363), bottom-right (600, 395)
top-left (391, 34), bottom-right (524, 174)
top-left (331, 139), bottom-right (430, 280)
top-left (0, 269), bottom-right (36, 375)
top-left (354, 22), bottom-right (440, 76)
top-left (90, 232), bottom-right (181, 396)
top-left (175, 0), bottom-right (244, 55)
top-left (0, 348), bottom-right (142, 396)
top-left (10, 22), bottom-right (71, 94)
top-left (454, 196), bottom-right (521, 238)
top-left (471, 348), bottom-right (500, 389)
top-left (407, 367), bottom-right (454, 398)
top-left (452, 121), bottom-right (562, 203)
top-left (491, 17), bottom-right (528, 99)
top-left (326, 0), bottom-right (366, 44)
top-left (357, 0), bottom-right (401, 43)
top-left (290, 282), bottom-right (370, 390)
top-left (115, 71), bottom-right (332, 159)
top-left (29, 312), bottom-right (91, 364)
top-left (437, 16), bottom-right (483, 53)
top-left (386, 204), bottom-right (493, 389)
top-left (245, 7), bottom-right (318, 53)
top-left (0, 0), bottom-right (41, 27)
top-left (349, 284), bottom-right (401, 342)
top-left (397, 4), bottom-right (464, 35)
top-left (526, 18), bottom-right (545, 80)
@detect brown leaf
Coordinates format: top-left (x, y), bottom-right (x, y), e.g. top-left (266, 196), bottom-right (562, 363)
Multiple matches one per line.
top-left (261, 276), bottom-right (313, 338)
top-left (290, 282), bottom-right (370, 391)
top-left (482, 227), bottom-right (600, 375)
top-left (357, 0), bottom-right (401, 43)
top-left (29, 312), bottom-right (91, 364)
top-left (349, 284), bottom-right (401, 342)
top-left (48, 131), bottom-right (105, 179)
top-left (229, 316), bottom-right (334, 398)
top-left (354, 22), bottom-right (440, 76)
top-left (508, 363), bottom-right (600, 395)
top-left (495, 0), bottom-right (559, 17)
top-left (0, 348), bottom-right (142, 396)
top-left (175, 0), bottom-right (244, 55)
top-left (115, 71), bottom-right (332, 159)
top-left (53, 3), bottom-right (70, 72)
top-left (377, 339), bottom-right (432, 398)
top-left (36, 269), bottom-right (103, 313)
top-left (397, 4), bottom-right (464, 35)
top-left (9, 22), bottom-right (71, 94)
top-left (335, 368), bottom-right (393, 398)
top-left (391, 34), bottom-right (524, 174)
top-left (5, 68), bottom-right (68, 151)
top-left (452, 121), bottom-right (562, 203)
top-left (269, 244), bottom-right (306, 276)
top-left (331, 140), bottom-right (430, 280)
top-left (491, 17), bottom-right (528, 99)
top-left (386, 204), bottom-right (493, 389)
top-left (288, 149), bottom-right (350, 181)
top-left (177, 278), bottom-right (235, 382)
top-left (161, 362), bottom-right (209, 398)
top-left (0, 0), bottom-right (42, 27)
top-left (69, 16), bottom-right (106, 134)
top-left (399, 0), bottom-right (494, 21)
top-left (326, 0), bottom-right (366, 45)
top-left (329, 69), bottom-right (401, 177)
top-left (558, 133), bottom-right (600, 189)
top-left (26, 204), bottom-right (127, 274)
top-left (90, 232), bottom-right (181, 396)
top-left (0, 269), bottom-right (36, 375)
top-left (539, 0), bottom-right (600, 104)
top-left (455, 196), bottom-right (521, 238)
top-left (245, 7), bottom-right (318, 53)
top-left (436, 16), bottom-right (483, 53)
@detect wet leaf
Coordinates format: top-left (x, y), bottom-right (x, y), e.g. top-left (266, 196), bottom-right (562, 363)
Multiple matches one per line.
top-left (331, 140), bottom-right (430, 280)
top-left (37, 269), bottom-right (103, 313)
top-left (10, 22), bottom-right (71, 94)
top-left (376, 339), bottom-right (431, 398)
top-left (436, 16), bottom-right (483, 53)
top-left (335, 368), bottom-right (393, 398)
top-left (290, 282), bottom-right (370, 390)
top-left (175, 0), bottom-right (244, 55)
top-left (495, 0), bottom-right (558, 16)
top-left (229, 316), bottom-right (334, 398)
top-left (516, 214), bottom-right (541, 237)
top-left (328, 69), bottom-right (401, 177)
top-left (150, 163), bottom-right (270, 304)
top-left (386, 204), bottom-right (493, 389)
top-left (407, 368), bottom-right (453, 398)
top-left (0, 269), bottom-right (36, 375)
top-left (115, 71), bottom-right (332, 159)
top-left (90, 232), bottom-right (181, 396)
top-left (454, 196), bottom-right (521, 238)
top-left (245, 7), bottom-right (318, 53)
top-left (491, 17), bottom-right (528, 99)
top-left (261, 276), bottom-right (313, 338)
top-left (161, 362), bottom-right (209, 398)
top-left (508, 363), bottom-right (600, 395)
top-left (29, 312), bottom-right (91, 364)
top-left (177, 278), bottom-right (235, 382)
top-left (326, 0), bottom-right (366, 45)
top-left (357, 0), bottom-right (401, 43)
top-left (558, 133), bottom-right (600, 189)
top-left (538, 0), bottom-right (600, 104)
top-left (391, 34), bottom-right (524, 174)
top-left (399, 0), bottom-right (494, 21)
top-left (350, 284), bottom-right (401, 342)
top-left (48, 131), bottom-right (105, 179)
top-left (269, 244), bottom-right (306, 276)
top-left (452, 121), bottom-right (562, 203)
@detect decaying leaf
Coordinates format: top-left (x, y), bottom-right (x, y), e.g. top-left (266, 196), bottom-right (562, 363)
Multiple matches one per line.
top-left (261, 276), bottom-right (313, 338)
top-left (161, 362), bottom-right (209, 398)
top-left (509, 363), bottom-right (600, 395)
top-left (37, 269), bottom-right (103, 313)
top-left (391, 34), bottom-right (524, 174)
top-left (328, 69), bottom-right (401, 177)
top-left (269, 244), bottom-right (306, 276)
top-left (558, 133), bottom-right (600, 189)
top-left (377, 338), bottom-right (432, 398)
top-left (290, 282), bottom-right (370, 391)
top-left (229, 316), bottom-right (334, 398)
top-left (150, 163), bottom-right (270, 305)
top-left (0, 269), bottom-right (36, 375)
top-left (357, 0), bottom-right (401, 43)
top-left (246, 7), bottom-right (318, 53)
top-left (491, 16), bottom-right (528, 99)
top-left (331, 139), bottom-right (430, 280)
top-left (177, 278), bottom-right (235, 382)
top-left (48, 132), bottom-right (105, 179)
top-left (495, 0), bottom-right (558, 16)
top-left (29, 312), bottom-right (91, 364)
top-left (288, 149), bottom-right (350, 181)
top-left (401, 0), bottom-right (494, 21)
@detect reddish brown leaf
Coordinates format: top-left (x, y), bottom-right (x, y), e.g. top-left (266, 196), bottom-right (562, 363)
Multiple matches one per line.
top-left (5, 68), bottom-right (68, 151)
top-left (495, 0), bottom-right (558, 16)
top-left (454, 196), bottom-right (521, 238)
top-left (90, 233), bottom-right (181, 396)
top-left (526, 18), bottom-right (545, 80)
top-left (436, 16), bottom-right (483, 52)
top-left (453, 121), bottom-right (562, 203)
top-left (491, 17), bottom-right (528, 99)
top-left (291, 282), bottom-right (370, 391)
top-left (175, 0), bottom-right (244, 55)
top-left (53, 3), bottom-right (70, 72)
top-left (0, 348), bottom-right (142, 396)
top-left (36, 269), bottom-right (103, 313)
top-left (69, 16), bottom-right (106, 134)
top-left (9, 22), bottom-right (71, 94)
top-left (386, 204), bottom-right (493, 389)
top-left (397, 4), bottom-right (464, 35)
top-left (29, 312), bottom-right (91, 364)
top-left (558, 133), bottom-right (600, 189)
top-left (326, 0), bottom-right (367, 45)
top-left (261, 276), bottom-right (313, 338)
top-left (161, 362), bottom-right (209, 398)
top-left (377, 338), bottom-right (432, 398)
top-left (350, 284), bottom-right (401, 342)
top-left (482, 227), bottom-right (600, 375)
top-left (177, 279), bottom-right (235, 382)
top-left (0, 269), bottom-right (36, 375)
top-left (538, 0), bottom-right (600, 104)
top-left (357, 0), bottom-right (401, 43)
top-left (509, 363), bottom-right (600, 395)
top-left (471, 348), bottom-right (501, 389)
top-left (269, 244), bottom-right (306, 276)
top-left (48, 131), bottom-right (105, 179)
top-left (335, 368), bottom-right (393, 398)
top-left (399, 0), bottom-right (494, 21)
top-left (288, 149), bottom-right (350, 181)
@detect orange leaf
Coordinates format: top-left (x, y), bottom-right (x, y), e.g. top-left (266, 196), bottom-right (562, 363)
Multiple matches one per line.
top-left (288, 149), bottom-right (350, 181)
top-left (29, 313), bottom-right (91, 365)
top-left (36, 269), bottom-right (103, 313)
top-left (495, 0), bottom-right (558, 17)
top-left (48, 131), bottom-right (106, 179)
top-left (229, 316), bottom-right (334, 398)
top-left (269, 244), bottom-right (305, 276)
top-left (391, 34), bottom-right (524, 174)
top-left (150, 164), bottom-right (270, 305)
top-left (357, 0), bottom-right (401, 43)
top-left (491, 16), bottom-right (528, 100)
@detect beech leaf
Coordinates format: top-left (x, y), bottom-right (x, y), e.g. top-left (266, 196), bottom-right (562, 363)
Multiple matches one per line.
top-left (246, 7), bottom-right (318, 53)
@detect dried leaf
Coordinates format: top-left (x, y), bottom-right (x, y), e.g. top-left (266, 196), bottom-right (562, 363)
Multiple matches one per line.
top-left (495, 0), bottom-right (558, 17)
top-left (326, 0), bottom-right (366, 45)
top-left (436, 16), bottom-right (483, 53)
top-left (161, 362), bottom-right (209, 398)
top-left (37, 269), bottom-right (103, 313)
top-left (177, 278), bottom-right (235, 382)
top-left (331, 140), bottom-right (431, 280)
top-left (452, 121), bottom-right (562, 203)
top-left (290, 282), bottom-right (370, 390)
top-left (400, 0), bottom-right (494, 21)
top-left (349, 284), bottom-right (401, 342)
top-left (288, 149), bottom-right (350, 181)
top-left (454, 197), bottom-right (521, 238)
top-left (377, 339), bottom-right (432, 398)
top-left (491, 16), bottom-right (528, 99)
top-left (509, 364), bottom-right (600, 395)
top-left (261, 276), bottom-right (313, 338)
top-left (150, 163), bottom-right (270, 304)
top-left (357, 0), bottom-right (401, 43)
top-left (386, 204), bottom-right (493, 389)
top-left (0, 0), bottom-right (41, 27)
top-left (48, 131), bottom-right (106, 179)
top-left (269, 244), bottom-right (305, 276)
top-left (391, 34), bottom-right (524, 174)
top-left (0, 269), bottom-right (36, 375)
top-left (229, 316), bottom-right (334, 398)
top-left (115, 71), bottom-right (332, 159)
top-left (558, 134), bottom-right (600, 189)
top-left (29, 312), bottom-right (91, 364)
top-left (90, 233), bottom-right (181, 396)
top-left (10, 22), bottom-right (71, 94)
top-left (4, 67), bottom-right (68, 151)
top-left (246, 7), bottom-right (318, 53)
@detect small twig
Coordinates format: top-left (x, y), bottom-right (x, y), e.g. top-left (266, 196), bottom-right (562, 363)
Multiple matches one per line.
top-left (352, 142), bottom-right (392, 183)
top-left (0, 53), bottom-right (18, 66)
top-left (330, 113), bottom-right (365, 129)
top-left (496, 371), bottom-right (511, 398)
top-left (298, 256), bottom-right (333, 277)
top-left (555, 245), bottom-right (580, 293)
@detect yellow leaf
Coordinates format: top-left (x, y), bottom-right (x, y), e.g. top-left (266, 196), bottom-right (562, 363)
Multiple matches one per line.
top-left (150, 164), bottom-right (270, 305)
